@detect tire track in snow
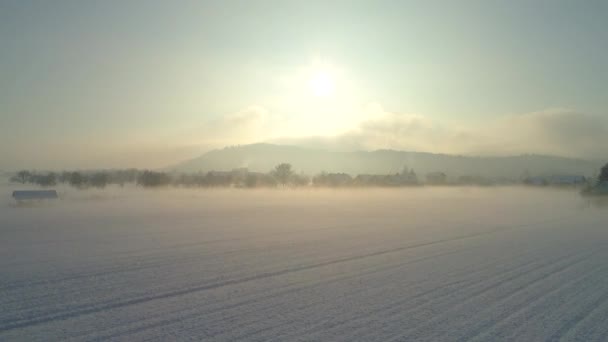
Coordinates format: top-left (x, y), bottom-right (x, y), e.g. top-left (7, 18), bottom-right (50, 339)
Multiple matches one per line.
top-left (235, 219), bottom-right (587, 341)
top-left (0, 221), bottom-right (403, 292)
top-left (2, 229), bottom-right (404, 320)
top-left (267, 249), bottom-right (548, 342)
top-left (596, 325), bottom-right (608, 342)
top-left (312, 243), bottom-right (582, 342)
top-left (1, 212), bottom-right (404, 270)
top-left (198, 247), bottom-right (500, 341)
top-left (0, 239), bottom-right (312, 293)
top-left (82, 248), bottom-right (471, 341)
top-left (459, 260), bottom-right (608, 341)
top-left (557, 279), bottom-right (608, 342)
top-left (0, 222), bottom-right (525, 333)
top-left (243, 245), bottom-right (581, 342)
top-left (378, 250), bottom-right (594, 342)
top-left (162, 240), bottom-right (536, 341)
top-left (545, 280), bottom-right (608, 341)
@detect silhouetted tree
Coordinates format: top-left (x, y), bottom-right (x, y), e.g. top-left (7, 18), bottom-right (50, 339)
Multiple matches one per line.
top-left (408, 169), bottom-right (418, 183)
top-left (272, 163), bottom-right (294, 186)
top-left (33, 172), bottom-right (57, 187)
top-left (58, 171), bottom-right (71, 184)
top-left (203, 171), bottom-right (232, 187)
top-left (69, 172), bottom-right (85, 188)
top-left (137, 171), bottom-right (170, 187)
top-left (244, 173), bottom-right (258, 188)
top-left (426, 172), bottom-right (447, 185)
top-left (290, 173), bottom-right (310, 187)
top-left (89, 172), bottom-right (108, 188)
top-left (599, 163), bottom-right (608, 183)
top-left (108, 169), bottom-right (138, 186)
top-left (16, 170), bottom-right (31, 183)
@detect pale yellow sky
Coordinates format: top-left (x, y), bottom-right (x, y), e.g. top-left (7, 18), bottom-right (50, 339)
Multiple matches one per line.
top-left (1, 1), bottom-right (607, 169)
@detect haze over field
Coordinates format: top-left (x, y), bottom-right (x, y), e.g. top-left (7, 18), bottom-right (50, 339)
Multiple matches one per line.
top-left (2, 1), bottom-right (608, 341)
top-left (2, 186), bottom-right (608, 340)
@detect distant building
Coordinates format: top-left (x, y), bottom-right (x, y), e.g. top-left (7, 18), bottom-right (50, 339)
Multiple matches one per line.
top-left (524, 176), bottom-right (548, 186)
top-left (550, 175), bottom-right (586, 185)
top-left (524, 175), bottom-right (586, 186)
top-left (12, 190), bottom-right (58, 201)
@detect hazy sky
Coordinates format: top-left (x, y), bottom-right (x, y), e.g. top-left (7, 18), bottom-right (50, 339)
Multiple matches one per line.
top-left (1, 1), bottom-right (607, 169)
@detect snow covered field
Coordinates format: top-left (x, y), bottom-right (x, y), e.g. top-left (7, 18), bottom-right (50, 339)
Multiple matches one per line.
top-left (1, 186), bottom-right (607, 341)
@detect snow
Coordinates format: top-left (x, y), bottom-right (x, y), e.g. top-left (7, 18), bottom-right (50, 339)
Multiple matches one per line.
top-left (1, 186), bottom-right (607, 341)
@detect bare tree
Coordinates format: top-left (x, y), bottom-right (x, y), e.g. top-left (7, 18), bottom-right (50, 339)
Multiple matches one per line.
top-left (272, 163), bottom-right (294, 186)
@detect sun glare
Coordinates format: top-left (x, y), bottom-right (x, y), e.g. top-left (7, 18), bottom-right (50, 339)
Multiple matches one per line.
top-left (309, 71), bottom-right (335, 97)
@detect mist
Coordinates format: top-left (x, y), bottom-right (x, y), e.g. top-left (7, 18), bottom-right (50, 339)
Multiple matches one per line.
top-left (3, 1), bottom-right (608, 340)
top-left (2, 184), bottom-right (608, 340)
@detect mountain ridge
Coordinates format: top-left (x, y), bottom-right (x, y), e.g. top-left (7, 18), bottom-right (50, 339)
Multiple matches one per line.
top-left (171, 143), bottom-right (602, 179)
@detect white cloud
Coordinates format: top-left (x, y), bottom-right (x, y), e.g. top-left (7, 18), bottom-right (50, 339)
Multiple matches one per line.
top-left (484, 109), bottom-right (608, 158)
top-left (270, 105), bottom-right (608, 160)
top-left (4, 104), bottom-right (604, 171)
top-left (185, 105), bottom-right (274, 147)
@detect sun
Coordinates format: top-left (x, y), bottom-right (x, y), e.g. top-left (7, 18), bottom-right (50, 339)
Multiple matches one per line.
top-left (308, 70), bottom-right (335, 97)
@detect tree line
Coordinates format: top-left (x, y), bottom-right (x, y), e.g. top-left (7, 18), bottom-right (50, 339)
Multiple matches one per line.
top-left (10, 169), bottom-right (137, 188)
top-left (10, 164), bottom-right (422, 189)
top-left (11, 162), bottom-right (607, 189)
